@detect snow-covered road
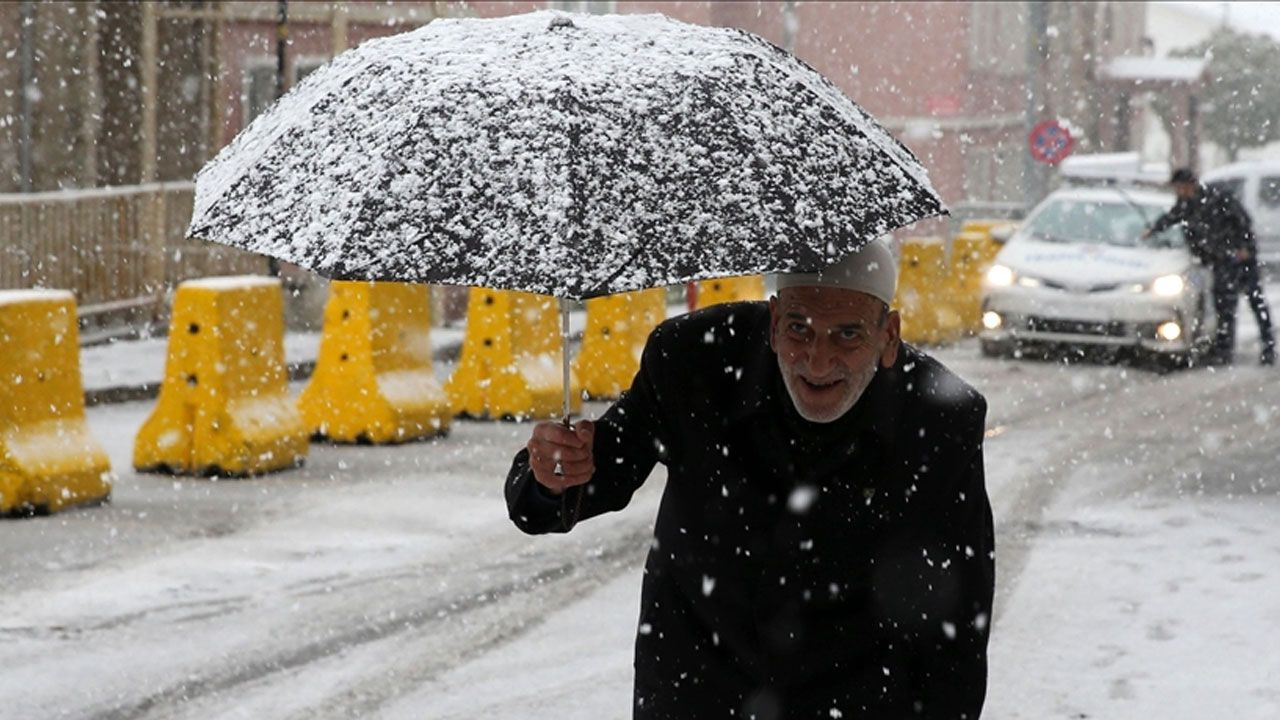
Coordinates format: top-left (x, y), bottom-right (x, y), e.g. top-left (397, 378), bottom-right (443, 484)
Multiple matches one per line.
top-left (2, 329), bottom-right (1278, 719)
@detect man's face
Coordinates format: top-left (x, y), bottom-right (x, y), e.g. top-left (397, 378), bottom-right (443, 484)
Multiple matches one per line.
top-left (769, 286), bottom-right (900, 423)
top-left (1173, 181), bottom-right (1197, 200)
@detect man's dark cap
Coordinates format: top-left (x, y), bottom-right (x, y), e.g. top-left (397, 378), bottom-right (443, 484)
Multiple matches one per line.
top-left (1169, 167), bottom-right (1198, 184)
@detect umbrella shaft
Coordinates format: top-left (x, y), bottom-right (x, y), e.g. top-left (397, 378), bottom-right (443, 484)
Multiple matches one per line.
top-left (561, 298), bottom-right (572, 427)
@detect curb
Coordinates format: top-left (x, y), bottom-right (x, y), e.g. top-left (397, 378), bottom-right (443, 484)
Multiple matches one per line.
top-left (81, 331), bottom-right (583, 407)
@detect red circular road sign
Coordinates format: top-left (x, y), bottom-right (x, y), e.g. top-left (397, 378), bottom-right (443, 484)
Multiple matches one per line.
top-left (1028, 120), bottom-right (1074, 165)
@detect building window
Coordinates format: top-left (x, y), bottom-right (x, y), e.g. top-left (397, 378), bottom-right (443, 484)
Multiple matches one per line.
top-left (968, 1), bottom-right (1028, 77)
top-left (294, 57), bottom-right (328, 86)
top-left (992, 142), bottom-right (1024, 203)
top-left (1260, 177), bottom-right (1280, 208)
top-left (548, 1), bottom-right (617, 14)
top-left (963, 146), bottom-right (994, 202)
top-left (241, 58), bottom-right (277, 125)
top-left (242, 56), bottom-right (329, 126)
top-left (1208, 179), bottom-right (1245, 203)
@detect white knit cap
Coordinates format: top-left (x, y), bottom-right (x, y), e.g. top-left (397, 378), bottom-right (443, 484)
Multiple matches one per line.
top-left (774, 240), bottom-right (898, 305)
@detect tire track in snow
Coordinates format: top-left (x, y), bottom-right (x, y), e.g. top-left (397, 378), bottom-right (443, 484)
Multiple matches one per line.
top-left (88, 522), bottom-right (654, 720)
top-left (957, 356), bottom-right (1170, 619)
top-left (983, 361), bottom-right (1279, 620)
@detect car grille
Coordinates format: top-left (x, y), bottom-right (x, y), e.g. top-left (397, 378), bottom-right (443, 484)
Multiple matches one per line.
top-left (1025, 316), bottom-right (1128, 337)
top-left (1133, 322), bottom-right (1163, 340)
top-left (1040, 279), bottom-right (1122, 293)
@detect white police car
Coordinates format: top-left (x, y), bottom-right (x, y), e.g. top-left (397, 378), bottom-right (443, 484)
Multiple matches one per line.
top-left (979, 185), bottom-right (1215, 364)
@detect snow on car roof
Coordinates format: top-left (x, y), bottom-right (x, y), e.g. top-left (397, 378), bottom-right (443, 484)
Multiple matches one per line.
top-left (1043, 186), bottom-right (1173, 208)
top-left (1202, 160), bottom-right (1280, 178)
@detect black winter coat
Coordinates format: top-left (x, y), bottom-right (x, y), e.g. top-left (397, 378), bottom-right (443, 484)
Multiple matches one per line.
top-left (506, 302), bottom-right (995, 720)
top-left (1149, 184), bottom-right (1257, 275)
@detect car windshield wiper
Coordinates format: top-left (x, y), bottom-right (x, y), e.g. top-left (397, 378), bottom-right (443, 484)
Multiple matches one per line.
top-left (1111, 186), bottom-right (1154, 228)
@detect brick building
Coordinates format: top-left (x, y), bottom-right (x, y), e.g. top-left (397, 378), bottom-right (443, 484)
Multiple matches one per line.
top-left (2, 1), bottom-right (1149, 211)
top-left (464, 1), bottom-right (1150, 227)
top-left (0, 1), bottom-right (442, 194)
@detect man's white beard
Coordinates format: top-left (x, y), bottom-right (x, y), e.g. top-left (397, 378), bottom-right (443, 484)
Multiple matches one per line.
top-left (777, 356), bottom-right (879, 424)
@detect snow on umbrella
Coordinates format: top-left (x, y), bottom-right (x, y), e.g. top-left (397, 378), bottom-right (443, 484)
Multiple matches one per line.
top-left (188, 10), bottom-right (946, 420)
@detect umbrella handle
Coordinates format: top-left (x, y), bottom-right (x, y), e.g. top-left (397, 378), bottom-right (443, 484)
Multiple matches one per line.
top-left (554, 297), bottom-right (572, 477)
top-left (551, 299), bottom-right (588, 528)
top-left (553, 411), bottom-right (571, 477)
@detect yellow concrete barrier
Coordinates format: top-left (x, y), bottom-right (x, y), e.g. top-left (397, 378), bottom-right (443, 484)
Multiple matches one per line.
top-left (948, 223), bottom-right (1005, 334)
top-left (134, 277), bottom-right (308, 476)
top-left (895, 237), bottom-right (963, 346)
top-left (0, 290), bottom-right (112, 515)
top-left (636, 287), bottom-right (669, 339)
top-left (573, 288), bottom-right (667, 399)
top-left (444, 289), bottom-right (582, 420)
top-left (953, 219), bottom-right (1005, 239)
top-left (298, 281), bottom-right (450, 443)
top-left (695, 275), bottom-right (765, 309)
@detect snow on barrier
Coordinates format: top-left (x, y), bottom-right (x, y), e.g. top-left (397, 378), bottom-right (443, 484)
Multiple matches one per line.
top-left (0, 289), bottom-right (112, 515)
top-left (133, 276), bottom-right (308, 476)
top-left (694, 275), bottom-right (765, 309)
top-left (444, 289), bottom-right (581, 420)
top-left (573, 288), bottom-right (666, 400)
top-left (895, 237), bottom-right (963, 346)
top-left (298, 281), bottom-right (450, 443)
top-left (948, 221), bottom-right (1006, 335)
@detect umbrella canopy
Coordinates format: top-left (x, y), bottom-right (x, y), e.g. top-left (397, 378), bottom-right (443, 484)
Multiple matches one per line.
top-left (189, 10), bottom-right (945, 301)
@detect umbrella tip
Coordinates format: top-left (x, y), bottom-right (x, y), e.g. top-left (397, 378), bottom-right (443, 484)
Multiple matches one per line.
top-left (548, 15), bottom-right (576, 31)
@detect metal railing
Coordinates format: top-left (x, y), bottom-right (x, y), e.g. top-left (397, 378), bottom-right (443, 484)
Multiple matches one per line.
top-left (0, 182), bottom-right (267, 338)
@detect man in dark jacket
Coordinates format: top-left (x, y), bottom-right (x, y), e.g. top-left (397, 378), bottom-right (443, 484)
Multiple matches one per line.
top-left (1236, 242), bottom-right (1276, 365)
top-left (505, 241), bottom-right (995, 720)
top-left (1145, 167), bottom-right (1275, 365)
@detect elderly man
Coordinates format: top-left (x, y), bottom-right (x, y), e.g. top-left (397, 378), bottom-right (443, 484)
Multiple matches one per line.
top-left (505, 241), bottom-right (995, 720)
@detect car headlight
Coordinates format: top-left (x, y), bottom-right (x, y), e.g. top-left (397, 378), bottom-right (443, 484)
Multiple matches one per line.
top-left (1150, 274), bottom-right (1185, 297)
top-left (986, 264), bottom-right (1015, 287)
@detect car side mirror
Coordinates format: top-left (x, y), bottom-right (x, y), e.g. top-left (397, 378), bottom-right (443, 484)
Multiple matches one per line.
top-left (989, 223), bottom-right (1016, 244)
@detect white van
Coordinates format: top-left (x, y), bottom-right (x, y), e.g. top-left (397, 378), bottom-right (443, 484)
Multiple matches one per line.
top-left (1200, 160), bottom-right (1280, 266)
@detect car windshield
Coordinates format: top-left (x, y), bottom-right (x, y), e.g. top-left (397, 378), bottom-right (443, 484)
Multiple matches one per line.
top-left (1018, 197), bottom-right (1185, 249)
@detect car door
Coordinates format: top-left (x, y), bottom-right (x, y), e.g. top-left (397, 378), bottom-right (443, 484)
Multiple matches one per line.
top-left (1254, 174), bottom-right (1280, 262)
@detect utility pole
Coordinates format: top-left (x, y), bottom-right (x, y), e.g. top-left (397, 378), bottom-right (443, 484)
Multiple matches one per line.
top-left (1023, 0), bottom-right (1049, 210)
top-left (140, 1), bottom-right (158, 185)
top-left (208, 2), bottom-right (226, 161)
top-left (81, 0), bottom-right (101, 188)
top-left (268, 0), bottom-right (288, 278)
top-left (18, 0), bottom-right (35, 192)
top-left (782, 1), bottom-right (797, 53)
top-left (276, 0), bottom-right (288, 100)
top-left (331, 2), bottom-right (349, 57)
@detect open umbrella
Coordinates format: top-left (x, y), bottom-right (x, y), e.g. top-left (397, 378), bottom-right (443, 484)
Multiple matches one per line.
top-left (188, 10), bottom-right (946, 421)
